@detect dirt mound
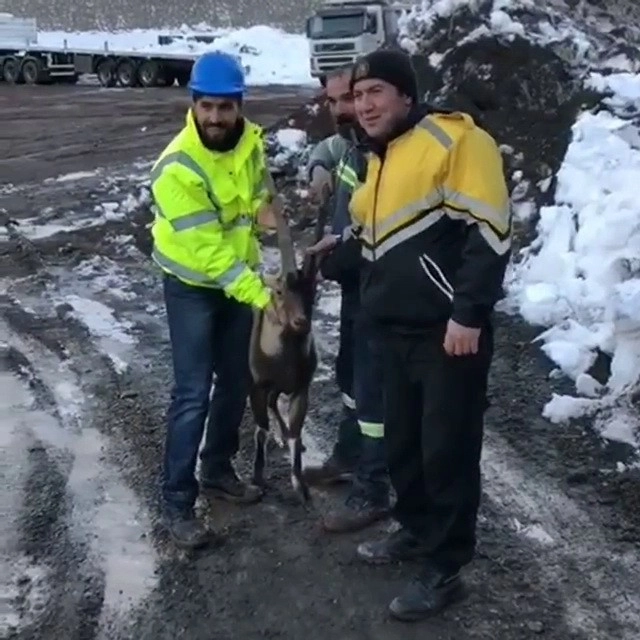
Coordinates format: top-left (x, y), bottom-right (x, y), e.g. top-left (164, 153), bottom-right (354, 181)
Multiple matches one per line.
top-left (430, 34), bottom-right (601, 236)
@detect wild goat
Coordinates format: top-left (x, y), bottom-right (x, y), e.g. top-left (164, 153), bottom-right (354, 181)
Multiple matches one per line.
top-left (248, 194), bottom-right (329, 504)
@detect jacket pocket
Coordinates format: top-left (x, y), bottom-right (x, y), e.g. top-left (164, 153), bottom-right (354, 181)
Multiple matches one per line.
top-left (418, 252), bottom-right (454, 302)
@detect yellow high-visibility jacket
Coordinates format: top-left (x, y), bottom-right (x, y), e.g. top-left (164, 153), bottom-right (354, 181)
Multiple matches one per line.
top-left (150, 109), bottom-right (271, 309)
top-left (349, 107), bottom-right (511, 329)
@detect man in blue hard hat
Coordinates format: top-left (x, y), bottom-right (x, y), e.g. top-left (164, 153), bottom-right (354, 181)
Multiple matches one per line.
top-left (150, 51), bottom-right (281, 549)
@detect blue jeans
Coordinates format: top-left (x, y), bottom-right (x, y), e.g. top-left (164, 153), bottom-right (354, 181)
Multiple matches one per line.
top-left (162, 274), bottom-right (253, 513)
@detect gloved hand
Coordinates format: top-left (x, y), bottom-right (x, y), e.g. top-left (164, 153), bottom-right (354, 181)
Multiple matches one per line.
top-left (309, 166), bottom-right (332, 203)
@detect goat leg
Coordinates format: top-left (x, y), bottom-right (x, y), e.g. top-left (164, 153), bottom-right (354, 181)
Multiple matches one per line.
top-left (249, 384), bottom-right (270, 488)
top-left (267, 390), bottom-right (287, 449)
top-left (267, 392), bottom-right (308, 454)
top-left (288, 388), bottom-right (311, 505)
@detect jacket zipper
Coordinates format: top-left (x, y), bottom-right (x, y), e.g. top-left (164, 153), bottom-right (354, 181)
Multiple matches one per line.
top-left (371, 156), bottom-right (385, 261)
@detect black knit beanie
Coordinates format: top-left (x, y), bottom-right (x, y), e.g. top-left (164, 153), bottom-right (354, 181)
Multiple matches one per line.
top-left (350, 50), bottom-right (418, 103)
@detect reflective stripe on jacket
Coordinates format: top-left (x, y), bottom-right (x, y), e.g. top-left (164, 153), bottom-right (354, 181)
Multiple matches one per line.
top-left (150, 110), bottom-right (271, 309)
top-left (349, 107), bottom-right (511, 329)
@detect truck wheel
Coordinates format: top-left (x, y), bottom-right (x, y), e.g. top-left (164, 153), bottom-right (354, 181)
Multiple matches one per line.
top-left (21, 57), bottom-right (50, 85)
top-left (96, 59), bottom-right (116, 87)
top-left (138, 60), bottom-right (160, 87)
top-left (3, 57), bottom-right (24, 84)
top-left (116, 59), bottom-right (139, 87)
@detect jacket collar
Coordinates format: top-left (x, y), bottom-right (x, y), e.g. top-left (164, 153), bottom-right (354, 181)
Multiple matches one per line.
top-left (363, 103), bottom-right (434, 158)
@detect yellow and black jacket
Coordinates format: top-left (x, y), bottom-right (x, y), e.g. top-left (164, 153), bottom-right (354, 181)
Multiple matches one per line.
top-left (348, 105), bottom-right (511, 330)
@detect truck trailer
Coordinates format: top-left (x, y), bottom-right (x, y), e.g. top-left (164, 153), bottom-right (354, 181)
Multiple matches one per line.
top-left (0, 13), bottom-right (230, 88)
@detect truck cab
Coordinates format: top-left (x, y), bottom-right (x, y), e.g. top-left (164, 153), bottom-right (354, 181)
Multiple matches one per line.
top-left (305, 0), bottom-right (409, 78)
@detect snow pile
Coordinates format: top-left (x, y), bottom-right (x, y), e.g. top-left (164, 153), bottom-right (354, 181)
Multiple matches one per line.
top-left (504, 73), bottom-right (640, 447)
top-left (266, 127), bottom-right (311, 178)
top-left (38, 25), bottom-right (314, 86)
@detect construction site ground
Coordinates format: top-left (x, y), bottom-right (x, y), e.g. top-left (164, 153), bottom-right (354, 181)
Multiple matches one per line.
top-left (1, 82), bottom-right (640, 640)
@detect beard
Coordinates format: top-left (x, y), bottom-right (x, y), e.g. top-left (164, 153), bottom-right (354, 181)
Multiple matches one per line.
top-left (197, 118), bottom-right (244, 152)
top-left (336, 115), bottom-right (366, 143)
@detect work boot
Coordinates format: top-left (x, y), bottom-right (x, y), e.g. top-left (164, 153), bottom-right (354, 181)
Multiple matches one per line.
top-left (302, 452), bottom-right (356, 486)
top-left (164, 508), bottom-right (216, 550)
top-left (357, 527), bottom-right (431, 564)
top-left (389, 566), bottom-right (465, 622)
top-left (322, 491), bottom-right (390, 533)
top-left (323, 433), bottom-right (390, 531)
top-left (200, 464), bottom-right (263, 504)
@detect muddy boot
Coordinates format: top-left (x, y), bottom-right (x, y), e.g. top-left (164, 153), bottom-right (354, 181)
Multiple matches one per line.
top-left (357, 528), bottom-right (431, 565)
top-left (201, 464), bottom-right (263, 504)
top-left (164, 508), bottom-right (215, 550)
top-left (323, 435), bottom-right (390, 532)
top-left (389, 566), bottom-right (465, 622)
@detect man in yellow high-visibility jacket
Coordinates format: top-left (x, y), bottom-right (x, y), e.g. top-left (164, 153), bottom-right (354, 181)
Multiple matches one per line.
top-left (150, 51), bottom-right (280, 549)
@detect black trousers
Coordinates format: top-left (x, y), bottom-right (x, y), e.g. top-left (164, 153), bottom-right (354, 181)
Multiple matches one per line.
top-left (375, 322), bottom-right (493, 570)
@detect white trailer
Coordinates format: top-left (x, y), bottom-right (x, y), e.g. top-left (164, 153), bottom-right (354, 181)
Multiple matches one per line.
top-left (0, 14), bottom-right (233, 88)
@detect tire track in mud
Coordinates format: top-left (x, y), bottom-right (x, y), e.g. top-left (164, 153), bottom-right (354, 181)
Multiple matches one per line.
top-left (0, 296), bottom-right (158, 640)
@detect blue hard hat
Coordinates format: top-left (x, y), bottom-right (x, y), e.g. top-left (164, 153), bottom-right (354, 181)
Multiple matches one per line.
top-left (189, 51), bottom-right (246, 97)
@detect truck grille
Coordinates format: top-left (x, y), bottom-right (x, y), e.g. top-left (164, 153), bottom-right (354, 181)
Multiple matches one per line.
top-left (314, 42), bottom-right (356, 53)
top-left (316, 55), bottom-right (357, 70)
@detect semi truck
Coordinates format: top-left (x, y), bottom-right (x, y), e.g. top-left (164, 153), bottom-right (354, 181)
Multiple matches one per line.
top-left (0, 13), bottom-right (232, 87)
top-left (305, 0), bottom-right (412, 78)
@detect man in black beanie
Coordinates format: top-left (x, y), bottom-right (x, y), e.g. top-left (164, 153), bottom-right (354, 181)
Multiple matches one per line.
top-left (346, 49), bottom-right (512, 621)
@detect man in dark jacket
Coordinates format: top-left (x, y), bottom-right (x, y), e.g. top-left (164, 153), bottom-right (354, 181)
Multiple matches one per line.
top-left (304, 66), bottom-right (390, 532)
top-left (348, 50), bottom-right (511, 620)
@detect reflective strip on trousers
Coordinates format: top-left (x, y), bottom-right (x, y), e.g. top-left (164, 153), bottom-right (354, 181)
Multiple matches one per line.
top-left (358, 420), bottom-right (384, 438)
top-left (152, 246), bottom-right (246, 288)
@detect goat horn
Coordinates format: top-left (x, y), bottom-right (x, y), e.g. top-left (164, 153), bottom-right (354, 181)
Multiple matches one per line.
top-left (265, 171), bottom-right (297, 275)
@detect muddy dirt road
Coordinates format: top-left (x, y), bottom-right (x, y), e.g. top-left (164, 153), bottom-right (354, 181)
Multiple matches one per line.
top-left (1, 83), bottom-right (640, 640)
top-left (0, 83), bottom-right (316, 185)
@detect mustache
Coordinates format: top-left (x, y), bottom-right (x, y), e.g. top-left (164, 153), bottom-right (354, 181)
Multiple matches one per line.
top-left (335, 114), bottom-right (355, 126)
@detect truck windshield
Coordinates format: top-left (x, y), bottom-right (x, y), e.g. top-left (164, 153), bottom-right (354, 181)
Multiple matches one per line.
top-left (307, 12), bottom-right (366, 39)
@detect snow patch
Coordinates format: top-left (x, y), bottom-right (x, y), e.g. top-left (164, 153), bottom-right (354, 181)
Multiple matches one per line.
top-left (0, 324), bottom-right (158, 635)
top-left (62, 295), bottom-right (136, 373)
